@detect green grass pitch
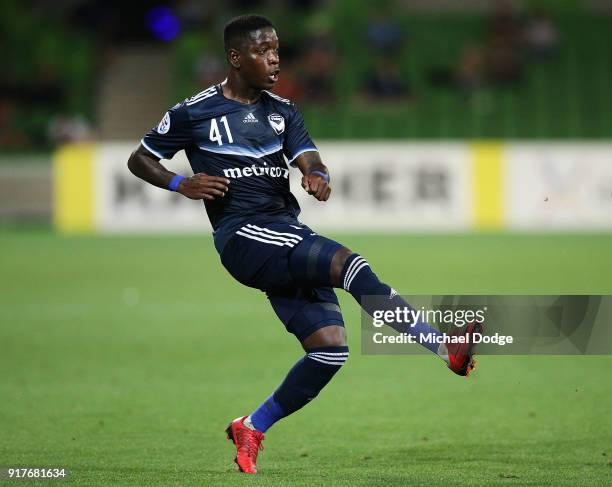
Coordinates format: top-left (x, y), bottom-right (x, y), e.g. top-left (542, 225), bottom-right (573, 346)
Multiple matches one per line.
top-left (1, 231), bottom-right (611, 486)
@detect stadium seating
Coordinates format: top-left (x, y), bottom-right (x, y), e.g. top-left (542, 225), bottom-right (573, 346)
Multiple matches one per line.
top-left (2, 5), bottom-right (611, 149)
top-left (174, 10), bottom-right (612, 139)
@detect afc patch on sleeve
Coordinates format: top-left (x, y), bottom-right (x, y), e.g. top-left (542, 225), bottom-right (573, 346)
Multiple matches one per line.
top-left (157, 112), bottom-right (171, 134)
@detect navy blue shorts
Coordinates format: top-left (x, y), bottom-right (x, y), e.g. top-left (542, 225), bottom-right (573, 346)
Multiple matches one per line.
top-left (220, 220), bottom-right (344, 342)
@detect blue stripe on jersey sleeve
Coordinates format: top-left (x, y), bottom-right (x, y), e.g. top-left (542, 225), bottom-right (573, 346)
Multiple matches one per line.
top-left (287, 146), bottom-right (319, 166)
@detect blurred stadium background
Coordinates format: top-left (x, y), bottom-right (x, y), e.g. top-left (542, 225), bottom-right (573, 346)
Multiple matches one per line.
top-left (2, 0), bottom-right (612, 228)
top-left (1, 1), bottom-right (611, 485)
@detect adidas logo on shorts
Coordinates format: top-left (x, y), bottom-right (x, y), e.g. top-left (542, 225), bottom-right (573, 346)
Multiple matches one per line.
top-left (243, 112), bottom-right (258, 123)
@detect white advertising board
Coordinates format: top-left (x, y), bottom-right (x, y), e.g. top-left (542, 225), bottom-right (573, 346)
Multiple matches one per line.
top-left (505, 143), bottom-right (612, 230)
top-left (94, 142), bottom-right (471, 233)
top-left (56, 141), bottom-right (612, 233)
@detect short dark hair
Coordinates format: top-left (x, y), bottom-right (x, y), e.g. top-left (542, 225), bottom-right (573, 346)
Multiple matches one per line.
top-left (223, 14), bottom-right (275, 53)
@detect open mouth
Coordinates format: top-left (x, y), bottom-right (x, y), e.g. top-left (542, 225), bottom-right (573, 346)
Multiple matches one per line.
top-left (268, 70), bottom-right (280, 83)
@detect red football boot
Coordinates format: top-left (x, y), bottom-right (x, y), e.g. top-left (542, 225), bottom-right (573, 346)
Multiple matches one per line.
top-left (225, 416), bottom-right (265, 474)
top-left (446, 321), bottom-right (483, 376)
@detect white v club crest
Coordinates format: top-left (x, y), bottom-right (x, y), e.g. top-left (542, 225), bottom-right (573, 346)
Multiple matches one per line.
top-left (268, 113), bottom-right (285, 135)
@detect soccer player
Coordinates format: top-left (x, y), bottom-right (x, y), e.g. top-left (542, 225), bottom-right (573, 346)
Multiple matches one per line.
top-left (127, 14), bottom-right (481, 474)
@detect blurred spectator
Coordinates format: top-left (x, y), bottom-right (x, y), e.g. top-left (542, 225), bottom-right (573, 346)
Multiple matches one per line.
top-left (428, 2), bottom-right (559, 96)
top-left (456, 44), bottom-right (485, 97)
top-left (28, 65), bottom-right (64, 108)
top-left (273, 60), bottom-right (305, 104)
top-left (484, 35), bottom-right (524, 86)
top-left (427, 44), bottom-right (485, 99)
top-left (194, 52), bottom-right (225, 88)
top-left (299, 32), bottom-right (337, 104)
top-left (362, 58), bottom-right (411, 103)
top-left (524, 10), bottom-right (559, 61)
top-left (176, 0), bottom-right (217, 30)
top-left (47, 114), bottom-right (92, 145)
top-left (366, 7), bottom-right (403, 53)
top-left (427, 1), bottom-right (530, 95)
top-left (0, 100), bottom-right (29, 149)
top-left (484, 1), bottom-right (525, 86)
top-left (488, 1), bottom-right (524, 49)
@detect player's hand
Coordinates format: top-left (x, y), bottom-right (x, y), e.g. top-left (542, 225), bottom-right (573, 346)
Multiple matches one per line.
top-left (302, 173), bottom-right (331, 201)
top-left (178, 173), bottom-right (230, 200)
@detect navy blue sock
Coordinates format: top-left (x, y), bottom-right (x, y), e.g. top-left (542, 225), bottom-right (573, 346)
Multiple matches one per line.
top-left (248, 346), bottom-right (349, 432)
top-left (341, 254), bottom-right (444, 355)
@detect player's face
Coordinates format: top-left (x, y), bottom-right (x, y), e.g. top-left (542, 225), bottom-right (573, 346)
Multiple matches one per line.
top-left (241, 28), bottom-right (280, 90)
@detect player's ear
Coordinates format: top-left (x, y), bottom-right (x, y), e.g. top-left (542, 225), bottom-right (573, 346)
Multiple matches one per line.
top-left (228, 48), bottom-right (241, 69)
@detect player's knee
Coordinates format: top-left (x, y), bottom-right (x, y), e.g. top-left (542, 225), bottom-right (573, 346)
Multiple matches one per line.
top-left (330, 247), bottom-right (353, 287)
top-left (301, 325), bottom-right (348, 349)
top-left (306, 345), bottom-right (349, 369)
top-left (305, 331), bottom-right (349, 368)
top-left (289, 236), bottom-right (344, 288)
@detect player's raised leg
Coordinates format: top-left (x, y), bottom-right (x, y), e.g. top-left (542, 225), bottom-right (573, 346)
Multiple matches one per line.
top-left (330, 247), bottom-right (481, 376)
top-left (287, 237), bottom-right (480, 376)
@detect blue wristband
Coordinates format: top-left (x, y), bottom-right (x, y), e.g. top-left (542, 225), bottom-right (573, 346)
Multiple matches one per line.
top-left (310, 170), bottom-right (329, 183)
top-left (169, 174), bottom-right (185, 191)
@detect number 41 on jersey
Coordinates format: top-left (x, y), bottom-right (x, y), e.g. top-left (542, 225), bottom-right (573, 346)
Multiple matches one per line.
top-left (210, 116), bottom-right (233, 145)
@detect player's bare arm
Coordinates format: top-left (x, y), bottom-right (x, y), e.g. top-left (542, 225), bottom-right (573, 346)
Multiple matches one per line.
top-left (294, 150), bottom-right (331, 201)
top-left (128, 144), bottom-right (229, 200)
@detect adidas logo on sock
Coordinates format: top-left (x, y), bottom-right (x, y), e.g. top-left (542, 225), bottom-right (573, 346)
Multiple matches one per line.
top-left (243, 112), bottom-right (259, 123)
top-left (389, 288), bottom-right (398, 299)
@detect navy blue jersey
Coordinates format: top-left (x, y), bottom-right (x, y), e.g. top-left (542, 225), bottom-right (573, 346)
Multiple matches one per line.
top-left (141, 84), bottom-right (318, 252)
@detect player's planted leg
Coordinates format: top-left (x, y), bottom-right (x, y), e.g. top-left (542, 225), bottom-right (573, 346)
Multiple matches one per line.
top-left (227, 326), bottom-right (348, 473)
top-left (247, 345), bottom-right (349, 432)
